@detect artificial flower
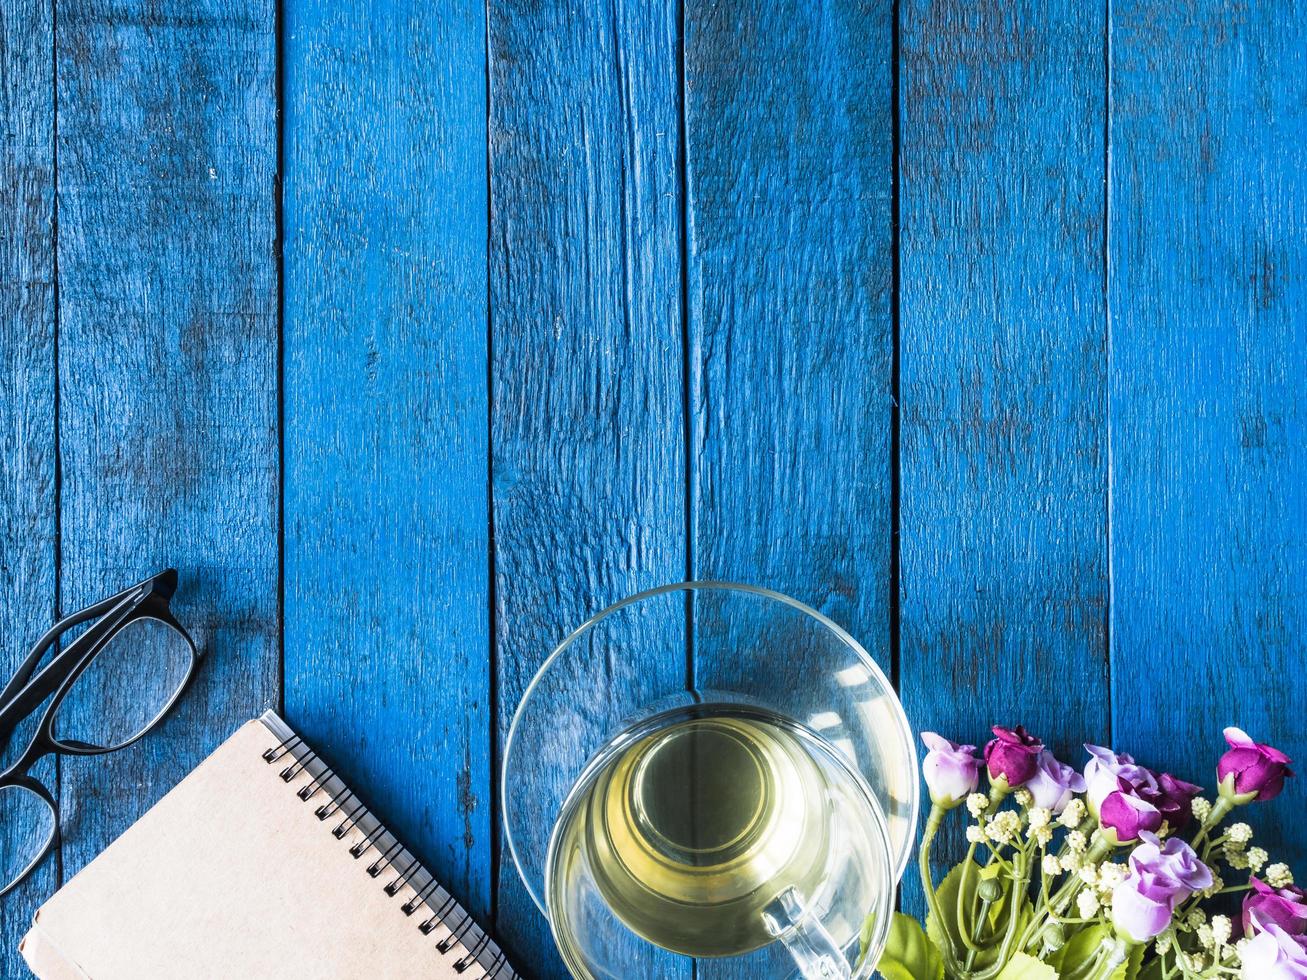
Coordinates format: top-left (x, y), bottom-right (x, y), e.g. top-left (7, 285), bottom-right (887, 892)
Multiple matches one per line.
top-left (1084, 744), bottom-right (1158, 814)
top-left (1100, 779), bottom-right (1163, 842)
top-left (984, 725), bottom-right (1043, 788)
top-left (1143, 772), bottom-right (1204, 830)
top-left (1219, 727), bottom-right (1294, 802)
top-left (1246, 877), bottom-right (1307, 937)
top-left (1240, 923), bottom-right (1307, 979)
top-left (1111, 834), bottom-right (1211, 941)
top-left (921, 733), bottom-right (981, 809)
top-left (1025, 749), bottom-right (1087, 814)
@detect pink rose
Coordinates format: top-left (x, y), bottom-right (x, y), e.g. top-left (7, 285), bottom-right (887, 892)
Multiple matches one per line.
top-left (1084, 744), bottom-right (1158, 814)
top-left (984, 726), bottom-right (1043, 788)
top-left (1025, 749), bottom-right (1087, 814)
top-left (1241, 924), bottom-right (1307, 980)
top-left (1111, 834), bottom-right (1211, 942)
top-left (921, 733), bottom-right (981, 809)
top-left (1100, 780), bottom-right (1163, 843)
top-left (1219, 728), bottom-right (1294, 802)
top-left (1246, 878), bottom-right (1307, 937)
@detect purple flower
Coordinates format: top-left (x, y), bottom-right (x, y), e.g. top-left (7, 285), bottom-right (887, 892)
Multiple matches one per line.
top-left (984, 726), bottom-right (1043, 788)
top-left (1246, 878), bottom-right (1307, 937)
top-left (1128, 832), bottom-right (1213, 899)
top-left (1111, 833), bottom-right (1212, 942)
top-left (921, 733), bottom-right (981, 809)
top-left (1100, 780), bottom-right (1163, 843)
top-left (1025, 749), bottom-right (1087, 814)
top-left (1140, 773), bottom-right (1204, 831)
top-left (1219, 727), bottom-right (1294, 802)
top-left (1240, 923), bottom-right (1307, 980)
top-left (1084, 744), bottom-right (1158, 814)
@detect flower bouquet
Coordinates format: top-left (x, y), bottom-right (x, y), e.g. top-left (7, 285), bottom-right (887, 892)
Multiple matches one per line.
top-left (879, 725), bottom-right (1302, 979)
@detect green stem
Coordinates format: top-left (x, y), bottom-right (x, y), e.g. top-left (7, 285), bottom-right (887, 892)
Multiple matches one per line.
top-left (1191, 798), bottom-right (1233, 851)
top-left (918, 805), bottom-right (966, 977)
top-left (970, 851), bottom-right (1031, 980)
top-left (956, 844), bottom-right (984, 953)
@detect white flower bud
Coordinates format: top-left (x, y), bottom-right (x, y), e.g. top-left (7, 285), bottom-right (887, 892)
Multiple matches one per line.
top-left (1098, 863), bottom-right (1126, 890)
top-left (966, 825), bottom-right (985, 845)
top-left (1267, 863), bottom-right (1295, 888)
top-left (1014, 788), bottom-right (1034, 808)
top-left (1248, 847), bottom-right (1269, 872)
top-left (1077, 890), bottom-right (1100, 918)
top-left (1197, 924), bottom-right (1215, 950)
top-left (1227, 822), bottom-right (1253, 844)
top-left (1079, 865), bottom-right (1099, 886)
top-left (967, 793), bottom-right (990, 818)
top-left (1067, 830), bottom-right (1088, 853)
top-left (1028, 807), bottom-right (1051, 829)
top-left (1060, 799), bottom-right (1086, 828)
top-left (1042, 854), bottom-right (1062, 876)
top-left (1211, 915), bottom-right (1232, 946)
top-left (1191, 797), bottom-right (1213, 822)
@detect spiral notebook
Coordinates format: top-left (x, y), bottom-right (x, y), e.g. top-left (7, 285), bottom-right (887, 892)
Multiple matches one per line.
top-left (19, 712), bottom-right (516, 980)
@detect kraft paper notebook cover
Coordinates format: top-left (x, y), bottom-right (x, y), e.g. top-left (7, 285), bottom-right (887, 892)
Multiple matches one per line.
top-left (19, 712), bottom-right (515, 980)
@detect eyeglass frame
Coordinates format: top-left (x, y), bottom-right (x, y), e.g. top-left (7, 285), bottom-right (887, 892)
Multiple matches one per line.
top-left (0, 568), bottom-right (202, 897)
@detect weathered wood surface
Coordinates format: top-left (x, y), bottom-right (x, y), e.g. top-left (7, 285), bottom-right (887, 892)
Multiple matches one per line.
top-left (0, 0), bottom-right (1303, 975)
top-left (898, 0), bottom-right (1110, 913)
top-left (52, 0), bottom-right (277, 939)
top-left (1109, 0), bottom-right (1307, 866)
top-left (0, 0), bottom-right (57, 972)
top-left (684, 1), bottom-right (895, 969)
top-left (488, 0), bottom-right (684, 973)
top-left (282, 0), bottom-right (493, 921)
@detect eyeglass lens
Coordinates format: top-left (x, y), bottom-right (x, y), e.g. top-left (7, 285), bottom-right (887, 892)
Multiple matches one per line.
top-left (52, 617), bottom-right (193, 751)
top-left (0, 784), bottom-right (55, 894)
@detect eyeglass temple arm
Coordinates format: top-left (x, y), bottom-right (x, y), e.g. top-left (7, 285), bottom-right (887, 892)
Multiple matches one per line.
top-left (0, 570), bottom-right (178, 708)
top-left (0, 571), bottom-right (176, 738)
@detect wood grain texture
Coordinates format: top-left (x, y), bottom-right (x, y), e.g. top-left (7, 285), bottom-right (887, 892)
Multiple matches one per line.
top-left (54, 0), bottom-right (278, 886)
top-left (0, 0), bottom-right (57, 970)
top-left (898, 0), bottom-right (1109, 912)
top-left (1110, 0), bottom-right (1307, 862)
top-left (488, 0), bottom-right (684, 974)
top-left (684, 2), bottom-right (893, 972)
top-left (685, 0), bottom-right (894, 650)
top-left (281, 0), bottom-right (492, 920)
top-left (55, 0), bottom-right (278, 888)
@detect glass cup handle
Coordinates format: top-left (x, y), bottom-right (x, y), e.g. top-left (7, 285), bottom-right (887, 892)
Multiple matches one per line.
top-left (762, 886), bottom-right (851, 980)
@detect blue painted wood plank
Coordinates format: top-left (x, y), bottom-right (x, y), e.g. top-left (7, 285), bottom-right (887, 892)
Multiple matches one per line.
top-left (1110, 1), bottom-right (1307, 864)
top-left (685, 0), bottom-right (894, 651)
top-left (0, 0), bottom-right (57, 970)
top-left (488, 0), bottom-right (685, 974)
top-left (898, 0), bottom-right (1109, 913)
top-left (54, 0), bottom-right (279, 890)
top-left (282, 0), bottom-right (492, 922)
top-left (684, 2), bottom-right (894, 972)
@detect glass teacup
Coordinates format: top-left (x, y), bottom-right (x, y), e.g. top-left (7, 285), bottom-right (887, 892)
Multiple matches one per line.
top-left (503, 583), bottom-right (919, 978)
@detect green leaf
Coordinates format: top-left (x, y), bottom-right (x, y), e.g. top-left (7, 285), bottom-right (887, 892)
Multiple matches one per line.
top-left (994, 951), bottom-right (1059, 979)
top-left (926, 861), bottom-right (978, 956)
top-left (1046, 925), bottom-right (1108, 975)
top-left (1112, 940), bottom-right (1144, 980)
top-left (877, 912), bottom-right (944, 980)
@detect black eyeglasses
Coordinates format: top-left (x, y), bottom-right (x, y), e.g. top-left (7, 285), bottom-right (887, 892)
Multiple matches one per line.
top-left (0, 569), bottom-right (201, 897)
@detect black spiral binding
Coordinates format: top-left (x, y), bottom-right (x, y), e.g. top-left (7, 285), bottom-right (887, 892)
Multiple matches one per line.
top-left (261, 724), bottom-right (516, 979)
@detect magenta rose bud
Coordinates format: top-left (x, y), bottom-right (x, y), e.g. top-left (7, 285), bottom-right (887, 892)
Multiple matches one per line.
top-left (983, 725), bottom-right (1043, 788)
top-left (1145, 773), bottom-right (1204, 831)
top-left (1100, 780), bottom-right (1163, 843)
top-left (1240, 923), bottom-right (1307, 979)
top-left (1245, 878), bottom-right (1307, 937)
top-left (1112, 833), bottom-right (1212, 942)
top-left (1026, 749), bottom-right (1087, 814)
top-left (1219, 727), bottom-right (1294, 803)
top-left (921, 732), bottom-right (981, 809)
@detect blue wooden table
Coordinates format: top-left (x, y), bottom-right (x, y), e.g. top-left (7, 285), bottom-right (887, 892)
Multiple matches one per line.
top-left (1, 1), bottom-right (1303, 977)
